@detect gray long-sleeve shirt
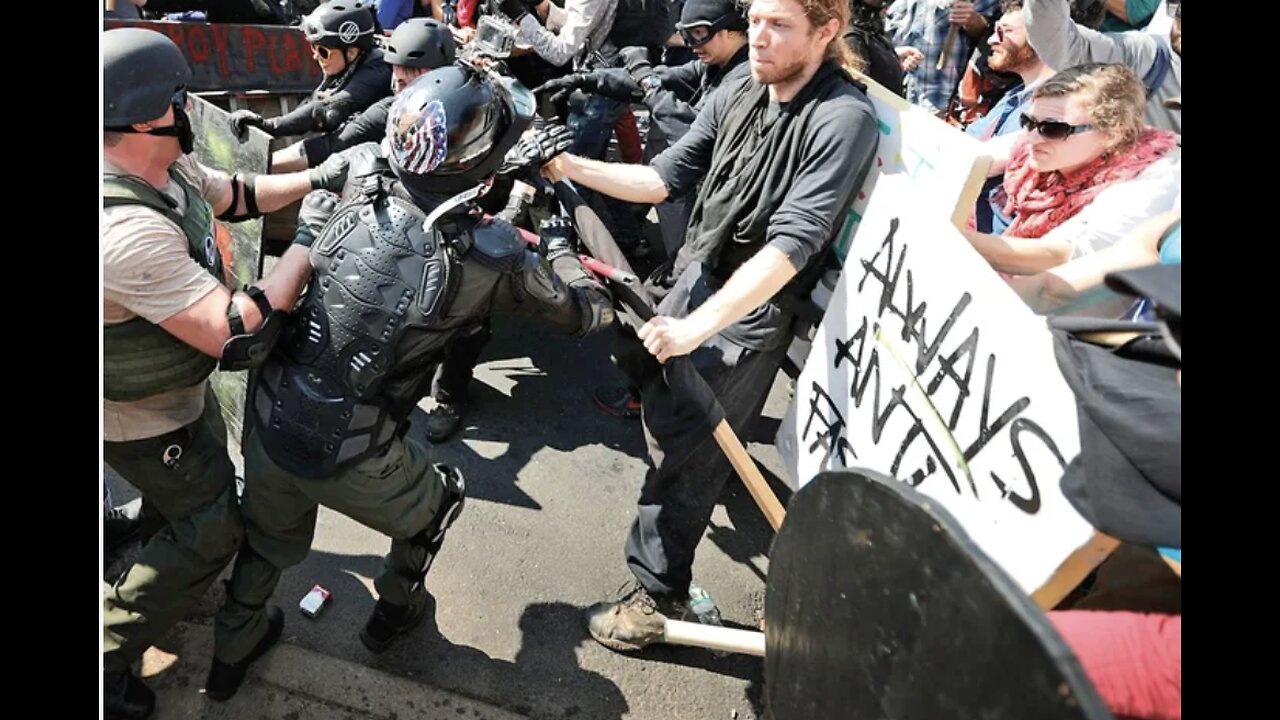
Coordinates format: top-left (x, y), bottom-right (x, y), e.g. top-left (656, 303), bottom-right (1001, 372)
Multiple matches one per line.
top-left (1024, 0), bottom-right (1181, 134)
top-left (646, 73), bottom-right (879, 350)
top-left (517, 0), bottom-right (616, 68)
top-left (651, 75), bottom-right (879, 276)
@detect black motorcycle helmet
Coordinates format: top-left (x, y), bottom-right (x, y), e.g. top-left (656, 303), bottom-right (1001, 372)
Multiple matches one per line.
top-left (301, 1), bottom-right (377, 52)
top-left (384, 18), bottom-right (456, 69)
top-left (103, 27), bottom-right (192, 126)
top-left (386, 64), bottom-right (535, 197)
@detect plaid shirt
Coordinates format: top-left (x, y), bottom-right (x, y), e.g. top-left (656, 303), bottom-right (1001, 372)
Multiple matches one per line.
top-left (886, 0), bottom-right (997, 114)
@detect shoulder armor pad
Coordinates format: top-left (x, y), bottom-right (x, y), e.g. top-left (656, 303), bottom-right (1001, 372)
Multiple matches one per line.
top-left (312, 190), bottom-right (431, 261)
top-left (345, 141), bottom-right (389, 185)
top-left (470, 218), bottom-right (529, 273)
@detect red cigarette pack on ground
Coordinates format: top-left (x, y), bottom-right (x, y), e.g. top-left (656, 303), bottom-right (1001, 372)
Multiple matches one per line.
top-left (299, 584), bottom-right (331, 618)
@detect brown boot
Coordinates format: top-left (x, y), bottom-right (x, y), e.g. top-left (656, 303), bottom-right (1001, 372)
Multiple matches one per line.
top-left (586, 582), bottom-right (687, 652)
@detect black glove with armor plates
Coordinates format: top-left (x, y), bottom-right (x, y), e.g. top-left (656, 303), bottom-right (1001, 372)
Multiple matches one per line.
top-left (499, 123), bottom-right (575, 180)
top-left (538, 215), bottom-right (577, 263)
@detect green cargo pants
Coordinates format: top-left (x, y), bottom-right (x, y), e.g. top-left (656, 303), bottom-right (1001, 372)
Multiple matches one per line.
top-left (103, 389), bottom-right (242, 676)
top-left (213, 428), bottom-right (450, 663)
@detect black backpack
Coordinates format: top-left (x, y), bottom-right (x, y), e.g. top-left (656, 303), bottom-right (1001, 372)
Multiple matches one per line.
top-left (609, 0), bottom-right (672, 52)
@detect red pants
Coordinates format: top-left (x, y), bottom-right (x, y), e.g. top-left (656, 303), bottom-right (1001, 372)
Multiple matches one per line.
top-left (613, 108), bottom-right (643, 164)
top-left (1051, 611), bottom-right (1181, 720)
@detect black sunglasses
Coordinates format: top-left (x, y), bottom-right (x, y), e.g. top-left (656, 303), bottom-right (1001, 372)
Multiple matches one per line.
top-left (1019, 113), bottom-right (1096, 140)
top-left (173, 86), bottom-right (189, 108)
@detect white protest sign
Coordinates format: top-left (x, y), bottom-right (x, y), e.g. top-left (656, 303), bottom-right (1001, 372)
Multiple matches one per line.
top-left (831, 73), bottom-right (990, 260)
top-left (777, 175), bottom-right (1097, 597)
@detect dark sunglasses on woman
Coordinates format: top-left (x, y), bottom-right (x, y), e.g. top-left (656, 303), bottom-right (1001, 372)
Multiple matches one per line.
top-left (1019, 113), bottom-right (1096, 140)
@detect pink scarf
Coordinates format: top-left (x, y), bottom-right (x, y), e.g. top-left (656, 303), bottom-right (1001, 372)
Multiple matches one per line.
top-left (1000, 128), bottom-right (1179, 239)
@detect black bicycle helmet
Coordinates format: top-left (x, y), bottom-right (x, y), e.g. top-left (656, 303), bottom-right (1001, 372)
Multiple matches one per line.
top-left (384, 17), bottom-right (456, 69)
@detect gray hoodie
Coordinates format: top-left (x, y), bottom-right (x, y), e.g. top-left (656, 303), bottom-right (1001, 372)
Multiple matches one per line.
top-left (1025, 0), bottom-right (1181, 134)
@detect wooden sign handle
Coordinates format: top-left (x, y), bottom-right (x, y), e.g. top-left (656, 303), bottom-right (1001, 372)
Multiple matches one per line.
top-left (713, 420), bottom-right (787, 531)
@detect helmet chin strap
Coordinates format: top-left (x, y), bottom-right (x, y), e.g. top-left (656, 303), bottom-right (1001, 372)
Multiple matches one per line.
top-left (110, 104), bottom-right (195, 154)
top-left (421, 178), bottom-right (493, 233)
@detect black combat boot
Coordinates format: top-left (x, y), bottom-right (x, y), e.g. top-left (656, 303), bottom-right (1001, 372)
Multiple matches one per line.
top-left (104, 670), bottom-right (155, 720)
top-left (360, 466), bottom-right (465, 652)
top-left (204, 605), bottom-right (284, 701)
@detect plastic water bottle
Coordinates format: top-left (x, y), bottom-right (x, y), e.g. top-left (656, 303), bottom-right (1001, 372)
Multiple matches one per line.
top-left (687, 583), bottom-right (724, 626)
top-left (688, 583), bottom-right (729, 657)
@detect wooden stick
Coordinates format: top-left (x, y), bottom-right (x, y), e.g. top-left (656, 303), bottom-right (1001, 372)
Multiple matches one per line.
top-left (1030, 532), bottom-right (1118, 610)
top-left (664, 619), bottom-right (766, 656)
top-left (936, 25), bottom-right (959, 71)
top-left (1077, 330), bottom-right (1142, 347)
top-left (713, 421), bottom-right (787, 531)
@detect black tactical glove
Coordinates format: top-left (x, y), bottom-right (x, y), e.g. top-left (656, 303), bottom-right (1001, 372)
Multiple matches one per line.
top-left (228, 109), bottom-right (265, 142)
top-left (535, 73), bottom-right (590, 105)
top-left (537, 69), bottom-right (643, 104)
top-left (497, 182), bottom-right (537, 226)
top-left (293, 190), bottom-right (341, 248)
top-left (307, 151), bottom-right (351, 192)
top-left (616, 46), bottom-right (655, 86)
top-left (538, 216), bottom-right (577, 263)
top-left (590, 68), bottom-right (645, 102)
top-left (500, 123), bottom-right (575, 176)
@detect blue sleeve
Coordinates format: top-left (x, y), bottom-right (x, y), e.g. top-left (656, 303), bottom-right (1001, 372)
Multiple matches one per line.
top-left (1158, 222), bottom-right (1181, 264)
top-left (377, 0), bottom-right (414, 30)
top-left (965, 115), bottom-right (991, 140)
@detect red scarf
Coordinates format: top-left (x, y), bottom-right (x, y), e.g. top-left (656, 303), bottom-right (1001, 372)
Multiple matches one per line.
top-left (1000, 128), bottom-right (1178, 239)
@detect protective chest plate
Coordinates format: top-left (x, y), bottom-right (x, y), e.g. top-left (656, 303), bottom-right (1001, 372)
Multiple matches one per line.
top-left (254, 190), bottom-right (461, 478)
top-left (300, 192), bottom-right (459, 388)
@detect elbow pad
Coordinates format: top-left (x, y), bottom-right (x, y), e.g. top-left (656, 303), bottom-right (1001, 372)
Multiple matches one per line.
top-left (220, 286), bottom-right (285, 371)
top-left (216, 173), bottom-right (262, 222)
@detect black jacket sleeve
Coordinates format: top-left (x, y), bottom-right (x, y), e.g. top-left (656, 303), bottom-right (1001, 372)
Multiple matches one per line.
top-left (480, 220), bottom-right (613, 336)
top-left (655, 59), bottom-right (704, 101)
top-left (269, 53), bottom-right (393, 137)
top-left (646, 59), bottom-right (751, 146)
top-left (640, 59), bottom-right (703, 141)
top-left (302, 96), bottom-right (393, 166)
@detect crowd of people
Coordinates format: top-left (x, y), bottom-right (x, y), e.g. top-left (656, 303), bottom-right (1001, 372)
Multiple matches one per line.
top-left (102, 1), bottom-right (1181, 718)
